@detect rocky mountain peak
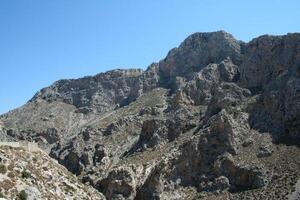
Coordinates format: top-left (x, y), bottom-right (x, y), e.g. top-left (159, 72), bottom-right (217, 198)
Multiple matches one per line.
top-left (1, 31), bottom-right (300, 199)
top-left (178, 31), bottom-right (240, 50)
top-left (158, 31), bottom-right (242, 84)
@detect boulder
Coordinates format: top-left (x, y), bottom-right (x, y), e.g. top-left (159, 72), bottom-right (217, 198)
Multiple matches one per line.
top-left (97, 166), bottom-right (137, 200)
top-left (215, 154), bottom-right (267, 191)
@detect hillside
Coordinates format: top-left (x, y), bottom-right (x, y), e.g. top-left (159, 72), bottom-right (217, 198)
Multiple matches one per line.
top-left (0, 145), bottom-right (105, 199)
top-left (0, 31), bottom-right (300, 199)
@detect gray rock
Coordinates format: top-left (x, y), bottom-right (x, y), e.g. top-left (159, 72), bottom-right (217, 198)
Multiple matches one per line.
top-left (242, 138), bottom-right (254, 147)
top-left (240, 33), bottom-right (300, 90)
top-left (206, 82), bottom-right (251, 117)
top-left (25, 187), bottom-right (42, 200)
top-left (181, 58), bottom-right (240, 106)
top-left (1, 31), bottom-right (300, 199)
top-left (159, 31), bottom-right (242, 85)
top-left (134, 119), bottom-right (168, 150)
top-left (257, 145), bottom-right (273, 158)
top-left (215, 154), bottom-right (267, 191)
top-left (97, 167), bottom-right (136, 200)
top-left (30, 69), bottom-right (144, 114)
top-left (218, 57), bottom-right (240, 82)
top-left (206, 109), bottom-right (250, 155)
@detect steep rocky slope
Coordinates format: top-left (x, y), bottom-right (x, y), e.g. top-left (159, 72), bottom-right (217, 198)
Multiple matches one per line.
top-left (0, 145), bottom-right (105, 199)
top-left (0, 31), bottom-right (300, 199)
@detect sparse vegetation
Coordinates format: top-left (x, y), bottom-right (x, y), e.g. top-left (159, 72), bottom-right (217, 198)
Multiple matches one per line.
top-left (0, 147), bottom-right (103, 199)
top-left (18, 190), bottom-right (28, 200)
top-left (7, 164), bottom-right (14, 171)
top-left (21, 170), bottom-right (31, 179)
top-left (0, 164), bottom-right (7, 174)
top-left (32, 157), bottom-right (37, 163)
top-left (0, 192), bottom-right (6, 198)
top-left (0, 31), bottom-right (300, 200)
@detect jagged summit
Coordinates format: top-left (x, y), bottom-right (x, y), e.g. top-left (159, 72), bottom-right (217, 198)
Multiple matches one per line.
top-left (158, 31), bottom-right (242, 83)
top-left (27, 31), bottom-right (243, 114)
top-left (178, 31), bottom-right (241, 50)
top-left (22, 31), bottom-right (300, 115)
top-left (1, 31), bottom-right (300, 199)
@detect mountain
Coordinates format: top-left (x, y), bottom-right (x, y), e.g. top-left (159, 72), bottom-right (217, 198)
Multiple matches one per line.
top-left (0, 31), bottom-right (300, 199)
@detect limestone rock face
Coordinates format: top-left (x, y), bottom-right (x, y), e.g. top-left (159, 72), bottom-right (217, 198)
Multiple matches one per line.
top-left (1, 31), bottom-right (300, 199)
top-left (135, 119), bottom-right (168, 150)
top-left (181, 57), bottom-right (240, 106)
top-left (30, 69), bottom-right (144, 114)
top-left (218, 58), bottom-right (240, 82)
top-left (205, 82), bottom-right (251, 117)
top-left (215, 154), bottom-right (267, 191)
top-left (98, 166), bottom-right (137, 200)
top-left (206, 109), bottom-right (250, 155)
top-left (0, 121), bottom-right (5, 141)
top-left (159, 31), bottom-right (242, 85)
top-left (240, 33), bottom-right (300, 90)
top-left (283, 78), bottom-right (300, 140)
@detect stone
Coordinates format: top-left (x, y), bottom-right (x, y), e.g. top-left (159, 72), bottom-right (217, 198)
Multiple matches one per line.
top-left (242, 138), bottom-right (254, 147)
top-left (206, 82), bottom-right (251, 117)
top-left (133, 119), bottom-right (168, 150)
top-left (97, 166), bottom-right (136, 200)
top-left (215, 154), bottom-right (267, 191)
top-left (206, 109), bottom-right (250, 155)
top-left (257, 145), bottom-right (273, 158)
top-left (239, 33), bottom-right (300, 90)
top-left (159, 31), bottom-right (242, 85)
top-left (218, 57), bottom-right (240, 82)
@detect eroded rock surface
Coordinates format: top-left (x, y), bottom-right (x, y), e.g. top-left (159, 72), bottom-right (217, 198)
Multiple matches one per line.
top-left (1, 31), bottom-right (300, 199)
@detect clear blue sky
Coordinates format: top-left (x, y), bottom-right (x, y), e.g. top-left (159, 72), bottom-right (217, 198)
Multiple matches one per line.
top-left (0, 0), bottom-right (299, 114)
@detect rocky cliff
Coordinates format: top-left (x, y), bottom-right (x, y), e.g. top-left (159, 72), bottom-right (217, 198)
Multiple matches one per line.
top-left (0, 31), bottom-right (300, 199)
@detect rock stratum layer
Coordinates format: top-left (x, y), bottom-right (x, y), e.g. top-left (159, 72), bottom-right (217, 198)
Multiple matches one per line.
top-left (1, 31), bottom-right (300, 200)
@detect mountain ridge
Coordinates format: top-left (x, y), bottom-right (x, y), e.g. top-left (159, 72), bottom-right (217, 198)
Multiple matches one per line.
top-left (1, 31), bottom-right (300, 200)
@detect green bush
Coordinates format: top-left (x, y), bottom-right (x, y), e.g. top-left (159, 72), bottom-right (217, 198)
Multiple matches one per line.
top-left (18, 190), bottom-right (28, 200)
top-left (0, 165), bottom-right (7, 174)
top-left (0, 192), bottom-right (6, 198)
top-left (32, 157), bottom-right (37, 163)
top-left (21, 170), bottom-right (31, 179)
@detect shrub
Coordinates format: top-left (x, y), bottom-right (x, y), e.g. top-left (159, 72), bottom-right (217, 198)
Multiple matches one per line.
top-left (0, 192), bottom-right (5, 198)
top-left (7, 164), bottom-right (14, 171)
top-left (21, 170), bottom-right (31, 179)
top-left (7, 171), bottom-right (15, 178)
top-left (0, 165), bottom-right (7, 174)
top-left (32, 157), bottom-right (37, 163)
top-left (18, 190), bottom-right (28, 200)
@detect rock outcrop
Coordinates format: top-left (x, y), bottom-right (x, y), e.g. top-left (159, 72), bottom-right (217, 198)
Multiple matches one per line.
top-left (1, 31), bottom-right (300, 199)
top-left (159, 31), bottom-right (242, 85)
top-left (30, 69), bottom-right (144, 114)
